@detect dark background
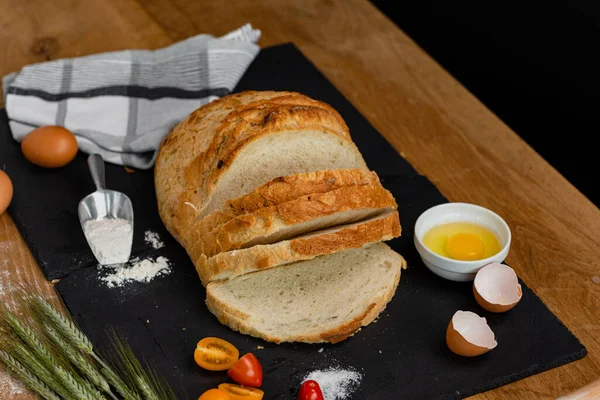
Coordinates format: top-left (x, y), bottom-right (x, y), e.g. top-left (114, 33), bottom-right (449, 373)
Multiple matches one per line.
top-left (371, 1), bottom-right (599, 206)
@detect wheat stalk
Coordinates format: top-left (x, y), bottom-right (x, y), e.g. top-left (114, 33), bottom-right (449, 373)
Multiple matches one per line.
top-left (4, 313), bottom-right (92, 399)
top-left (3, 312), bottom-right (73, 399)
top-left (31, 296), bottom-right (143, 399)
top-left (101, 365), bottom-right (143, 400)
top-left (4, 313), bottom-right (58, 370)
top-left (11, 341), bottom-right (72, 399)
top-left (107, 331), bottom-right (176, 400)
top-left (31, 296), bottom-right (93, 354)
top-left (5, 304), bottom-right (104, 399)
top-left (44, 324), bottom-right (116, 398)
top-left (136, 376), bottom-right (160, 400)
top-left (0, 350), bottom-right (61, 400)
top-left (82, 379), bottom-right (108, 400)
top-left (54, 363), bottom-right (104, 400)
top-left (1, 294), bottom-right (177, 400)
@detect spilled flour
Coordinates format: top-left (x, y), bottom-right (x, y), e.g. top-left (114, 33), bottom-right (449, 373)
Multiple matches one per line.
top-left (303, 367), bottom-right (362, 400)
top-left (0, 270), bottom-right (12, 296)
top-left (101, 256), bottom-right (171, 288)
top-left (144, 230), bottom-right (164, 249)
top-left (0, 248), bottom-right (17, 296)
top-left (0, 370), bottom-right (25, 397)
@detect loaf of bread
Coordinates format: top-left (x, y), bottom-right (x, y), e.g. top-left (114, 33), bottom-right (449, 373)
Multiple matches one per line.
top-left (155, 91), bottom-right (405, 344)
top-left (155, 91), bottom-right (367, 244)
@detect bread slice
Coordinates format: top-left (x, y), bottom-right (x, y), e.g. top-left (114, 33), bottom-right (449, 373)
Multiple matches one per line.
top-left (193, 183), bottom-right (397, 258)
top-left (182, 168), bottom-right (380, 250)
top-left (205, 243), bottom-right (406, 343)
top-left (224, 169), bottom-right (380, 215)
top-left (155, 91), bottom-right (368, 244)
top-left (193, 210), bottom-right (401, 286)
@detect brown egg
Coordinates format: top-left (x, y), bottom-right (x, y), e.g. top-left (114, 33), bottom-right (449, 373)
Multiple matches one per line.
top-left (446, 310), bottom-right (497, 357)
top-left (473, 263), bottom-right (522, 313)
top-left (0, 170), bottom-right (13, 215)
top-left (22, 126), bottom-right (78, 168)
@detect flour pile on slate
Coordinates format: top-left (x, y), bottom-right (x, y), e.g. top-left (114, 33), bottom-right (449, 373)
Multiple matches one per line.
top-left (100, 256), bottom-right (171, 288)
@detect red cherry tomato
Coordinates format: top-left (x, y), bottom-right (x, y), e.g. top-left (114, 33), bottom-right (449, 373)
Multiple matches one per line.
top-left (227, 353), bottom-right (263, 388)
top-left (298, 380), bottom-right (324, 400)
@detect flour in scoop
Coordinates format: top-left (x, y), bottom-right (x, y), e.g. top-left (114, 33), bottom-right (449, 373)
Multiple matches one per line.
top-left (83, 218), bottom-right (132, 265)
top-left (303, 367), bottom-right (362, 400)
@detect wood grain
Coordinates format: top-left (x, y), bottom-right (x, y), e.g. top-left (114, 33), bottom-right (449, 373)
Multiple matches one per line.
top-left (558, 379), bottom-right (600, 400)
top-left (0, 213), bottom-right (57, 399)
top-left (0, 0), bottom-right (599, 398)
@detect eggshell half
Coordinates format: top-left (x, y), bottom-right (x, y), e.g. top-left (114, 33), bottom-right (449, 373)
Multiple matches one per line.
top-left (0, 170), bottom-right (13, 215)
top-left (21, 126), bottom-right (78, 168)
top-left (474, 263), bottom-right (522, 313)
top-left (446, 310), bottom-right (497, 357)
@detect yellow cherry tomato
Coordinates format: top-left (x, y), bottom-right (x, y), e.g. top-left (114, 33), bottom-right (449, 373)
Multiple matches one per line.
top-left (194, 337), bottom-right (239, 371)
top-left (198, 388), bottom-right (230, 400)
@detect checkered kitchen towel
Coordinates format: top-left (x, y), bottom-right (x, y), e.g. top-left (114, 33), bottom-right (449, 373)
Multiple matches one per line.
top-left (2, 24), bottom-right (260, 169)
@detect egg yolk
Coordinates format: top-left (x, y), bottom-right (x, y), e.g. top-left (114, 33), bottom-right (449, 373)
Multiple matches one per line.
top-left (445, 233), bottom-right (485, 261)
top-left (422, 222), bottom-right (501, 261)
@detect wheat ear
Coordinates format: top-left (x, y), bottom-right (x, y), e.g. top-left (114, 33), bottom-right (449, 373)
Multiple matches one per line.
top-left (11, 342), bottom-right (72, 399)
top-left (0, 350), bottom-right (61, 400)
top-left (32, 296), bottom-right (93, 354)
top-left (44, 324), bottom-right (116, 398)
top-left (4, 314), bottom-right (74, 398)
top-left (32, 297), bottom-right (141, 399)
top-left (4, 313), bottom-right (57, 369)
top-left (136, 375), bottom-right (160, 400)
top-left (101, 365), bottom-right (143, 400)
top-left (54, 363), bottom-right (104, 400)
top-left (108, 331), bottom-right (176, 400)
top-left (5, 311), bottom-right (101, 399)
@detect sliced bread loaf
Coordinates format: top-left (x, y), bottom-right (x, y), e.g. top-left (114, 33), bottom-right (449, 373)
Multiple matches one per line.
top-left (155, 91), bottom-right (367, 244)
top-left (193, 183), bottom-right (397, 258)
top-left (182, 168), bottom-right (380, 250)
top-left (193, 210), bottom-right (401, 286)
top-left (205, 243), bottom-right (406, 343)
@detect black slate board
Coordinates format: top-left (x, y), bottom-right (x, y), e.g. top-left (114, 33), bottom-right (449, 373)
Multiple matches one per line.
top-left (1, 44), bottom-right (586, 399)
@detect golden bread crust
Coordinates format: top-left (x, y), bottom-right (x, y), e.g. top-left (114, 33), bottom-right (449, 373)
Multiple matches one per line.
top-left (182, 169), bottom-right (379, 251)
top-left (195, 211), bottom-right (401, 286)
top-left (193, 182), bottom-right (397, 258)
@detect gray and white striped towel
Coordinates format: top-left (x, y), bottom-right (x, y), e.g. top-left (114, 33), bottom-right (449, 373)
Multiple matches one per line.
top-left (2, 24), bottom-right (260, 169)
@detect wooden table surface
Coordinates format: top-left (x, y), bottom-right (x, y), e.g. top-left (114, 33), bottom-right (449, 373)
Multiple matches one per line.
top-left (1, 0), bottom-right (599, 398)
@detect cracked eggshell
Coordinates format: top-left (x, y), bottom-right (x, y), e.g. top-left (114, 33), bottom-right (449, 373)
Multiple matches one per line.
top-left (446, 310), bottom-right (497, 357)
top-left (474, 263), bottom-right (522, 313)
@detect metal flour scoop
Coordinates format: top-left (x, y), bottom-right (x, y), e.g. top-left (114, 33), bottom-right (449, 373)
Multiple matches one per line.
top-left (78, 154), bottom-right (134, 265)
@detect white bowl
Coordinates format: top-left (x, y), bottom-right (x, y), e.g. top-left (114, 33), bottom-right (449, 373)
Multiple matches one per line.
top-left (414, 203), bottom-right (511, 281)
